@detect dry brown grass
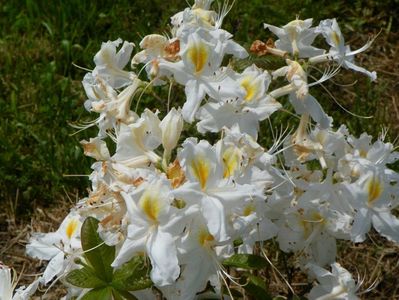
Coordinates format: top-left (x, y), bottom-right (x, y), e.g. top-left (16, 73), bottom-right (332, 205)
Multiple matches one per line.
top-left (0, 194), bottom-right (74, 299)
top-left (359, 29), bottom-right (399, 133)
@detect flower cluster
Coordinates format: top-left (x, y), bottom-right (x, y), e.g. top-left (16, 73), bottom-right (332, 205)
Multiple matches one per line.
top-left (14, 1), bottom-right (398, 299)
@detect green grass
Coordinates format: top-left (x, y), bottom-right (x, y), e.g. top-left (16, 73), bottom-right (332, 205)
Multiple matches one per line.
top-left (1, 0), bottom-right (398, 213)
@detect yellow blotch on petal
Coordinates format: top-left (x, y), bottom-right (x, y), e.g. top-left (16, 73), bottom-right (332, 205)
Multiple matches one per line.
top-left (367, 176), bottom-right (383, 205)
top-left (299, 219), bottom-right (312, 239)
top-left (310, 212), bottom-right (325, 224)
top-left (331, 31), bottom-right (341, 46)
top-left (101, 49), bottom-right (113, 68)
top-left (222, 147), bottom-right (241, 178)
top-left (198, 228), bottom-right (215, 247)
top-left (359, 149), bottom-right (368, 158)
top-left (190, 157), bottom-right (210, 190)
top-left (140, 190), bottom-right (161, 222)
top-left (187, 42), bottom-right (209, 74)
top-left (66, 219), bottom-right (79, 239)
top-left (240, 76), bottom-right (258, 102)
top-left (243, 204), bottom-right (255, 217)
top-left (299, 212), bottom-right (325, 238)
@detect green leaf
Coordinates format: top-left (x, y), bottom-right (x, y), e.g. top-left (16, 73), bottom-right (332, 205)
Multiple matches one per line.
top-left (233, 238), bottom-right (243, 247)
top-left (65, 267), bottom-right (106, 289)
top-left (112, 256), bottom-right (152, 291)
top-left (112, 256), bottom-right (147, 282)
top-left (81, 287), bottom-right (113, 300)
top-left (243, 274), bottom-right (273, 300)
top-left (81, 217), bottom-right (115, 282)
top-left (124, 276), bottom-right (153, 292)
top-left (223, 254), bottom-right (268, 270)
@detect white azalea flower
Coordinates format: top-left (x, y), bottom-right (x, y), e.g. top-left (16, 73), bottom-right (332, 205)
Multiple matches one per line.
top-left (131, 34), bottom-right (179, 84)
top-left (234, 200), bottom-right (279, 254)
top-left (277, 203), bottom-right (338, 267)
top-left (174, 5), bottom-right (216, 34)
top-left (338, 133), bottom-right (399, 179)
top-left (112, 109), bottom-right (162, 169)
top-left (197, 65), bottom-right (281, 138)
top-left (311, 18), bottom-right (377, 81)
top-left (270, 59), bottom-right (332, 129)
top-left (112, 177), bottom-right (184, 286)
top-left (344, 168), bottom-right (399, 243)
top-left (170, 0), bottom-right (235, 36)
top-left (26, 211), bottom-right (83, 284)
top-left (175, 138), bottom-right (262, 242)
top-left (217, 125), bottom-right (266, 178)
top-left (160, 214), bottom-right (233, 300)
top-left (264, 18), bottom-right (324, 58)
top-left (275, 166), bottom-right (353, 267)
top-left (0, 264), bottom-right (14, 300)
top-left (82, 73), bottom-right (141, 136)
top-left (306, 263), bottom-right (359, 300)
top-left (159, 28), bottom-right (246, 122)
top-left (93, 38), bottom-right (136, 89)
top-left (307, 125), bottom-right (349, 168)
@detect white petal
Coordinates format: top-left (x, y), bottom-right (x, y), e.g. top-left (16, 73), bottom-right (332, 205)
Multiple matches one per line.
top-left (147, 230), bottom-right (180, 286)
top-left (303, 94), bottom-right (332, 129)
top-left (196, 102), bottom-right (239, 134)
top-left (351, 208), bottom-right (371, 243)
top-left (116, 41), bottom-right (135, 69)
top-left (212, 183), bottom-right (261, 203)
top-left (343, 60), bottom-right (377, 81)
top-left (159, 61), bottom-right (190, 86)
top-left (182, 80), bottom-right (206, 122)
top-left (224, 39), bottom-right (248, 59)
top-left (246, 97), bottom-right (282, 120)
top-left (264, 23), bottom-right (285, 36)
top-left (113, 124), bottom-right (145, 161)
top-left (42, 251), bottom-right (65, 284)
top-left (26, 232), bottom-right (61, 260)
top-left (311, 234), bottom-right (336, 267)
top-left (306, 263), bottom-right (333, 287)
top-left (0, 266), bottom-right (13, 300)
top-left (112, 236), bottom-right (146, 267)
top-left (13, 277), bottom-right (41, 300)
top-left (172, 182), bottom-right (203, 205)
top-left (202, 195), bottom-right (228, 241)
top-left (372, 211), bottom-right (399, 243)
top-left (161, 251), bottom-right (213, 300)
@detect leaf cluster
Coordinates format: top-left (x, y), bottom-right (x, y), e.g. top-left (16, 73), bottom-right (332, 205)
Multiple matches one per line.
top-left (65, 217), bottom-right (152, 300)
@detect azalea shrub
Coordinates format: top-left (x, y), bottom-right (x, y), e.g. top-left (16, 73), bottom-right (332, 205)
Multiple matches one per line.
top-left (3, 0), bottom-right (398, 299)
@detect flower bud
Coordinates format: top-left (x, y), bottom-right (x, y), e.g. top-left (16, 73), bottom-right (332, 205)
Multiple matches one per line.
top-left (160, 108), bottom-right (183, 153)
